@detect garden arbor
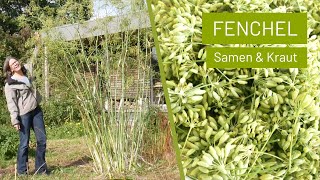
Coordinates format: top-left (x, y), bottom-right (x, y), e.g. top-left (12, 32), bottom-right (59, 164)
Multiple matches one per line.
top-left (36, 11), bottom-right (163, 108)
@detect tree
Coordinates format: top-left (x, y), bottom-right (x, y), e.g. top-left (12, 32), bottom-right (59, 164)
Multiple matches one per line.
top-left (0, 0), bottom-right (93, 96)
top-left (0, 1), bottom-right (31, 83)
top-left (18, 0), bottom-right (92, 30)
top-left (0, 0), bottom-right (93, 78)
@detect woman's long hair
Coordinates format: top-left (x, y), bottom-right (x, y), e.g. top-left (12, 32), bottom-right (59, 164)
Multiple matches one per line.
top-left (3, 56), bottom-right (27, 80)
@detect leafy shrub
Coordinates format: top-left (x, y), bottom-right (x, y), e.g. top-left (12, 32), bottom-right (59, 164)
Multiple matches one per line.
top-left (46, 122), bottom-right (85, 139)
top-left (41, 98), bottom-right (81, 126)
top-left (0, 96), bottom-right (11, 125)
top-left (0, 125), bottom-right (19, 160)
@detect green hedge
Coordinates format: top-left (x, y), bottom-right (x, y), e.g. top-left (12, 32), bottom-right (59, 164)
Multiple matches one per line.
top-left (41, 98), bottom-right (81, 126)
top-left (0, 125), bottom-right (19, 160)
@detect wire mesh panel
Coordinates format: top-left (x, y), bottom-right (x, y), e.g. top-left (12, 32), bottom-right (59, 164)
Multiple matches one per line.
top-left (109, 69), bottom-right (151, 100)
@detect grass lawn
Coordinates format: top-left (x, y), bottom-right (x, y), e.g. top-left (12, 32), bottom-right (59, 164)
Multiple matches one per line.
top-left (0, 137), bottom-right (180, 179)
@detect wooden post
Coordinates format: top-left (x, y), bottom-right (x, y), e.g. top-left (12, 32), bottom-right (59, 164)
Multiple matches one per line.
top-left (44, 46), bottom-right (49, 100)
top-left (32, 32), bottom-right (40, 77)
top-left (30, 46), bottom-right (39, 76)
top-left (14, 163), bottom-right (17, 179)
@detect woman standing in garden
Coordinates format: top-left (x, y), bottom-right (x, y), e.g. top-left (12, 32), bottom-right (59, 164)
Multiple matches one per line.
top-left (3, 56), bottom-right (47, 175)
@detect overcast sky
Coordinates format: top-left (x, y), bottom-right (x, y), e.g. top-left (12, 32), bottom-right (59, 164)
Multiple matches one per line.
top-left (91, 0), bottom-right (147, 20)
top-left (91, 0), bottom-right (130, 19)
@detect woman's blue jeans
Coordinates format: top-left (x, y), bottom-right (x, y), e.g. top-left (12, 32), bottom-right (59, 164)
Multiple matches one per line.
top-left (17, 106), bottom-right (47, 174)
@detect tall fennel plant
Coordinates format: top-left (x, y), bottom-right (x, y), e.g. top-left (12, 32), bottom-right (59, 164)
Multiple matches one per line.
top-left (59, 21), bottom-right (151, 177)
